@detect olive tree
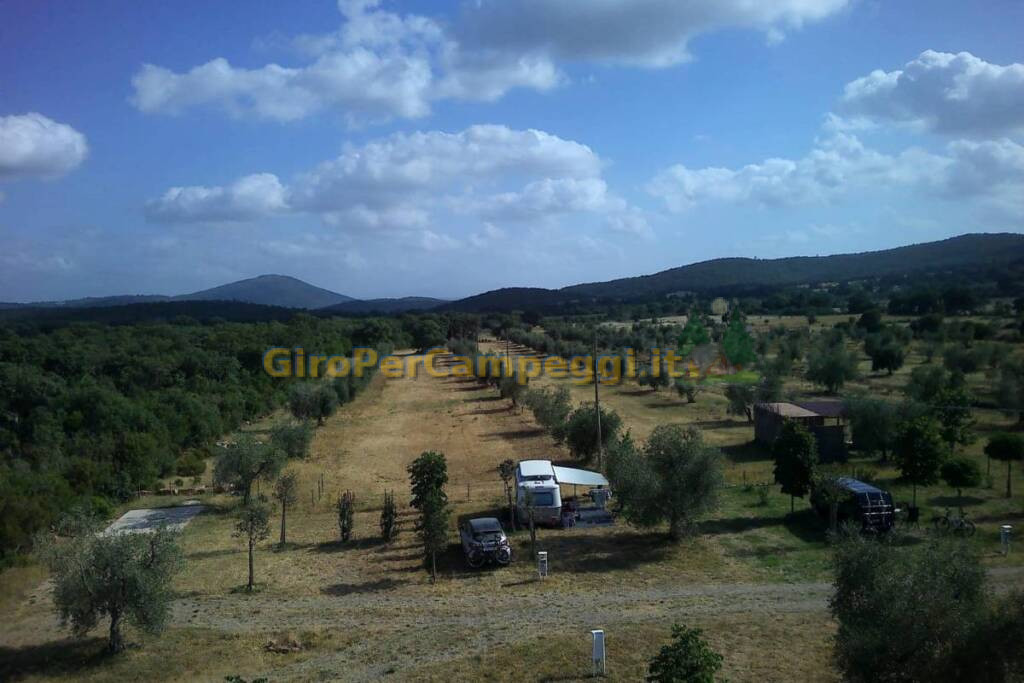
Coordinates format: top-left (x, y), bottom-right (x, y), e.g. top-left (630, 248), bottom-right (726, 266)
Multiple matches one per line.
top-left (985, 432), bottom-right (1024, 498)
top-left (724, 383), bottom-right (755, 422)
top-left (270, 421), bottom-right (313, 460)
top-left (565, 403), bottom-right (622, 464)
top-left (772, 421), bottom-right (818, 513)
top-left (806, 340), bottom-right (859, 393)
top-left (417, 489), bottom-right (449, 582)
top-left (273, 471), bottom-right (299, 546)
top-left (37, 511), bottom-right (182, 654)
top-left (214, 436), bottom-right (283, 505)
top-left (607, 426), bottom-right (724, 541)
top-left (235, 498), bottom-right (271, 592)
top-left (940, 457), bottom-right (982, 514)
top-left (830, 534), bottom-right (986, 683)
top-left (288, 382), bottom-right (338, 426)
top-left (894, 416), bottom-right (947, 507)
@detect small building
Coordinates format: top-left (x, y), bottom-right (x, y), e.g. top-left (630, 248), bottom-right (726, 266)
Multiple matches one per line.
top-left (753, 401), bottom-right (848, 463)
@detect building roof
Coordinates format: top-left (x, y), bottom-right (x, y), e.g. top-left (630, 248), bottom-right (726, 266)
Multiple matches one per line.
top-left (795, 400), bottom-right (846, 418)
top-left (836, 477), bottom-right (887, 495)
top-left (552, 465), bottom-right (609, 488)
top-left (755, 402), bottom-right (819, 418)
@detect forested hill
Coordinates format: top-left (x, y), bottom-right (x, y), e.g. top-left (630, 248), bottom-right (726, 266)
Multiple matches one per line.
top-left (321, 296), bottom-right (448, 314)
top-left (177, 274), bottom-right (353, 309)
top-left (444, 233), bottom-right (1024, 311)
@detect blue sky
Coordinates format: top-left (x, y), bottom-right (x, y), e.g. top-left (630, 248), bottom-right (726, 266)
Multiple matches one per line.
top-left (1, 0), bottom-right (1022, 302)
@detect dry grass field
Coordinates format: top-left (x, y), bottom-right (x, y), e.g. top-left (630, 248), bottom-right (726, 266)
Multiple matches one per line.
top-left (3, 327), bottom-right (1024, 681)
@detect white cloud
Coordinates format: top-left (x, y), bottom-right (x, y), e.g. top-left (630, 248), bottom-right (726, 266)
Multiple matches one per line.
top-left (648, 132), bottom-right (1022, 213)
top-left (838, 50), bottom-right (1024, 137)
top-left (131, 0), bottom-right (847, 123)
top-left (145, 124), bottom-right (636, 231)
top-left (456, 0), bottom-right (849, 68)
top-left (146, 173), bottom-right (287, 223)
top-left (0, 113), bottom-right (88, 180)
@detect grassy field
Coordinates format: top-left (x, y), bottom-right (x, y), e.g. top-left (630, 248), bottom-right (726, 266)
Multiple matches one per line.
top-left (2, 323), bottom-right (1024, 681)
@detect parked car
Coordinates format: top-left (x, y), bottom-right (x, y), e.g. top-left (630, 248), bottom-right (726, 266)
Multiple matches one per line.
top-left (811, 477), bottom-right (895, 532)
top-left (459, 517), bottom-right (511, 568)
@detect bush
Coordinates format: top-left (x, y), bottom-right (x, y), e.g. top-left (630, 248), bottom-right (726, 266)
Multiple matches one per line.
top-left (336, 491), bottom-right (355, 542)
top-left (270, 421), bottom-right (314, 460)
top-left (175, 450), bottom-right (206, 477)
top-left (565, 403), bottom-right (622, 463)
top-left (647, 623), bottom-right (723, 683)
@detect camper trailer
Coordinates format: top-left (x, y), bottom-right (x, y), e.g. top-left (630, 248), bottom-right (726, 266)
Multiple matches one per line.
top-left (515, 460), bottom-right (563, 525)
top-left (811, 477), bottom-right (895, 532)
top-left (515, 459), bottom-right (611, 527)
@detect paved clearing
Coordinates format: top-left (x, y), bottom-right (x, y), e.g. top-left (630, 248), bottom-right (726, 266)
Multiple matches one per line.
top-left (104, 502), bottom-right (204, 534)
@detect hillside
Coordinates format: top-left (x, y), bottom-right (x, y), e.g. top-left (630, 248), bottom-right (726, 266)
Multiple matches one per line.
top-left (321, 296), bottom-right (448, 314)
top-left (445, 233), bottom-right (1024, 311)
top-left (176, 274), bottom-right (354, 309)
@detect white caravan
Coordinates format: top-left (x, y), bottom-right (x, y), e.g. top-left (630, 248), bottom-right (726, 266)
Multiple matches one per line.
top-left (515, 459), bottom-right (610, 526)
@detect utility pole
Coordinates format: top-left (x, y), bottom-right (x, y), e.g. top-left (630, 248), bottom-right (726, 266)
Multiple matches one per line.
top-left (593, 332), bottom-right (603, 470)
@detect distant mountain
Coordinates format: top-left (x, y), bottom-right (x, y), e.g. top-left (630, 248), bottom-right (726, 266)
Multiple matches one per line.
top-left (176, 274), bottom-right (354, 309)
top-left (0, 294), bottom-right (171, 309)
top-left (321, 296), bottom-right (448, 314)
top-left (0, 300), bottom-right (298, 326)
top-left (444, 233), bottom-right (1024, 312)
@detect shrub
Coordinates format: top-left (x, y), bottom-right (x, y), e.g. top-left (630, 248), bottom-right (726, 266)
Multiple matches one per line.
top-left (647, 623), bottom-right (723, 683)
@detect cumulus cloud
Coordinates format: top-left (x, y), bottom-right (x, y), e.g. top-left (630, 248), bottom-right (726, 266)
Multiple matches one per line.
top-left (838, 50), bottom-right (1024, 137)
top-left (0, 113), bottom-right (88, 180)
top-left (131, 0), bottom-right (846, 123)
top-left (456, 0), bottom-right (849, 68)
top-left (145, 124), bottom-right (644, 235)
top-left (146, 173), bottom-right (287, 223)
top-left (648, 132), bottom-right (1023, 214)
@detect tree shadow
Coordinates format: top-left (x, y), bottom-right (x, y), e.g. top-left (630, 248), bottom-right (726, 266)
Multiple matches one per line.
top-left (321, 578), bottom-right (408, 596)
top-left (695, 419), bottom-right (746, 430)
top-left (927, 495), bottom-right (987, 508)
top-left (720, 441), bottom-right (771, 464)
top-left (645, 401), bottom-right (687, 410)
top-left (698, 515), bottom-right (785, 535)
top-left (464, 406), bottom-right (510, 416)
top-left (0, 638), bottom-right (110, 681)
top-left (782, 508), bottom-right (828, 543)
top-left (484, 428), bottom-right (546, 441)
top-left (186, 547), bottom-right (238, 560)
top-left (524, 531), bottom-right (674, 574)
top-left (617, 388), bottom-right (656, 397)
top-left (462, 395), bottom-right (501, 403)
top-left (312, 537), bottom-right (382, 553)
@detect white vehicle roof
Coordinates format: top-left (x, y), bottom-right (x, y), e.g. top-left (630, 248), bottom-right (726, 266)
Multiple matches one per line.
top-left (517, 459), bottom-right (556, 478)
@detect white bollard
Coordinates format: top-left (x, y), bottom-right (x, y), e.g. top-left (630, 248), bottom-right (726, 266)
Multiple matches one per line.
top-left (537, 551), bottom-right (548, 579)
top-left (591, 629), bottom-right (606, 676)
top-left (1001, 524), bottom-right (1012, 555)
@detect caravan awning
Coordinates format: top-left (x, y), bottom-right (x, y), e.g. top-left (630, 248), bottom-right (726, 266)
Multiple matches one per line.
top-left (552, 466), bottom-right (609, 488)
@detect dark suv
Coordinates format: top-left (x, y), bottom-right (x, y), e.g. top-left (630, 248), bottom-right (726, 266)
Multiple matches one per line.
top-left (459, 517), bottom-right (512, 568)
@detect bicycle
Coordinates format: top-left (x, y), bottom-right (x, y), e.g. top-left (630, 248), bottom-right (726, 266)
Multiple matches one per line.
top-left (932, 508), bottom-right (976, 537)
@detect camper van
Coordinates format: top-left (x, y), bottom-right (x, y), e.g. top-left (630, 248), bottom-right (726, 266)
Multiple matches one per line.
top-left (515, 460), bottom-right (563, 526)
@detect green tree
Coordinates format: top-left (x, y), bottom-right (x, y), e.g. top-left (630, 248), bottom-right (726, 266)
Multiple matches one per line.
top-left (940, 457), bottom-right (982, 514)
top-left (845, 396), bottom-right (898, 460)
top-left (380, 490), bottom-right (398, 542)
top-left (678, 316), bottom-right (710, 354)
top-left (214, 436), bottom-right (283, 505)
top-left (864, 332), bottom-right (906, 375)
top-left (806, 340), bottom-right (859, 393)
top-left (646, 623), bottom-right (723, 683)
top-left (288, 382), bottom-right (338, 426)
top-left (273, 472), bottom-right (299, 546)
top-left (931, 385), bottom-right (976, 449)
top-left (564, 403), bottom-right (622, 464)
top-left (721, 317), bottom-right (756, 367)
top-left (407, 451), bottom-right (448, 510)
top-left (998, 359), bottom-right (1024, 425)
top-left (905, 364), bottom-right (951, 403)
top-left (235, 498), bottom-right (271, 593)
top-left (724, 383), bottom-right (755, 422)
top-left (523, 386), bottom-right (571, 443)
top-left (417, 489), bottom-right (449, 582)
top-left (984, 432), bottom-right (1024, 498)
top-left (336, 491), bottom-right (355, 542)
top-left (830, 534), bottom-right (986, 683)
top-left (270, 421), bottom-right (313, 460)
top-left (497, 459), bottom-right (516, 529)
top-left (772, 422), bottom-right (818, 513)
top-left (37, 511), bottom-right (182, 654)
top-left (498, 373), bottom-right (528, 409)
top-left (894, 417), bottom-right (947, 507)
top-left (675, 379), bottom-right (702, 404)
top-left (607, 426), bottom-right (724, 541)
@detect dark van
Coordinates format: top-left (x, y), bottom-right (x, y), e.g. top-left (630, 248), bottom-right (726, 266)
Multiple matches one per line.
top-left (812, 477), bottom-right (894, 532)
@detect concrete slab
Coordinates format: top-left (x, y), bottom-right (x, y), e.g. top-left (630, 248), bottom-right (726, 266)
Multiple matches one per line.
top-left (104, 503), bottom-right (204, 535)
